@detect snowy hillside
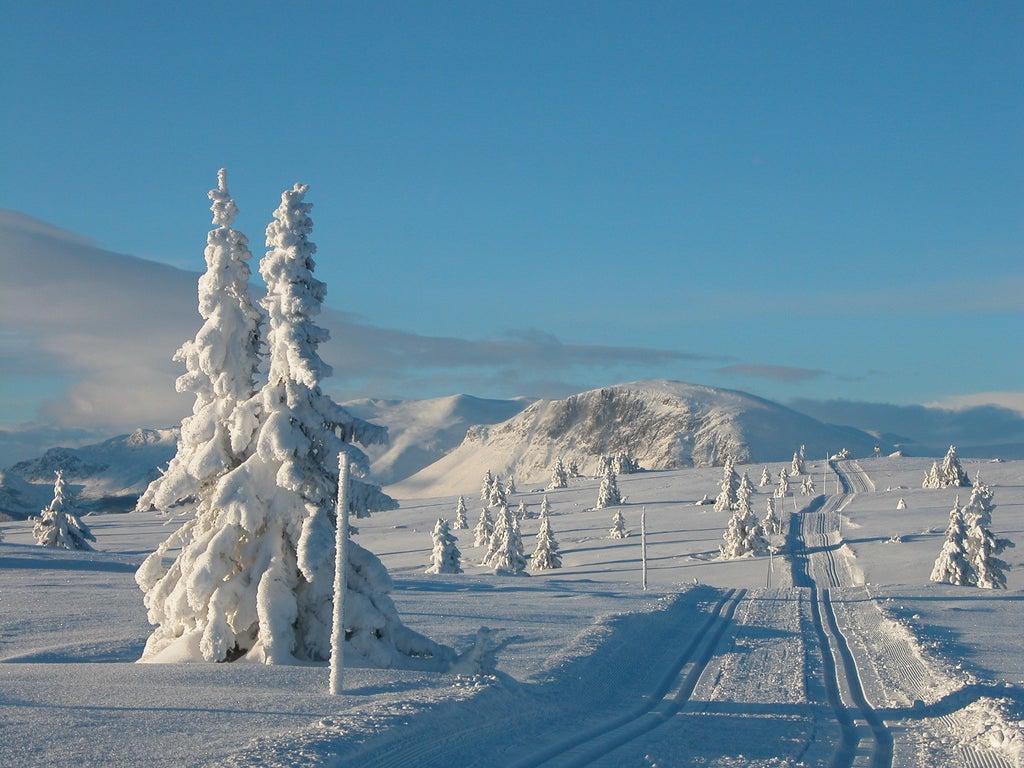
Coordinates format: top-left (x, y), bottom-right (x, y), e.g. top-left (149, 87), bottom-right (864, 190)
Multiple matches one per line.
top-left (390, 380), bottom-right (883, 498)
top-left (0, 428), bottom-right (177, 518)
top-left (341, 394), bottom-right (531, 486)
top-left (1, 455), bottom-right (1022, 767)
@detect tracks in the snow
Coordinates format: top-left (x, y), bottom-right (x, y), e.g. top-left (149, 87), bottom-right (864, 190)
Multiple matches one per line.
top-left (509, 588), bottom-right (746, 768)
top-left (793, 461), bottom-right (894, 768)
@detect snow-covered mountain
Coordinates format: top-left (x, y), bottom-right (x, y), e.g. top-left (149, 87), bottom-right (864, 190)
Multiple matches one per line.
top-left (390, 380), bottom-right (884, 498)
top-left (0, 428), bottom-right (177, 519)
top-left (341, 394), bottom-right (532, 486)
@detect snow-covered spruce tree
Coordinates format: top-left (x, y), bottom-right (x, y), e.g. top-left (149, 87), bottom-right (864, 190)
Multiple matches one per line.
top-left (487, 476), bottom-right (508, 509)
top-left (516, 501), bottom-right (530, 521)
top-left (608, 510), bottom-right (629, 539)
top-left (922, 461), bottom-right (942, 490)
top-left (137, 170), bottom-right (263, 512)
top-left (539, 494), bottom-right (553, 520)
top-left (962, 485), bottom-right (1011, 589)
top-left (481, 470), bottom-right (496, 502)
top-left (473, 507), bottom-right (495, 548)
top-left (939, 445), bottom-right (971, 488)
top-left (567, 459), bottom-right (581, 478)
top-left (801, 476), bottom-right (816, 496)
top-left (137, 183), bottom-right (454, 669)
top-left (425, 518), bottom-right (462, 575)
top-left (713, 457), bottom-right (739, 512)
top-left (896, 497), bottom-right (907, 510)
top-left (719, 490), bottom-right (767, 559)
top-left (759, 465), bottom-right (772, 487)
top-left (453, 495), bottom-right (469, 530)
top-left (762, 495), bottom-right (782, 539)
top-left (484, 504), bottom-right (526, 574)
top-left (790, 451), bottom-right (804, 477)
top-left (34, 471), bottom-right (96, 550)
top-left (774, 467), bottom-right (790, 499)
top-left (611, 451), bottom-right (640, 475)
top-left (930, 497), bottom-right (972, 586)
top-left (530, 513), bottom-right (562, 571)
top-left (596, 464), bottom-right (622, 509)
top-left (505, 475), bottom-right (516, 496)
top-left (549, 458), bottom-right (568, 490)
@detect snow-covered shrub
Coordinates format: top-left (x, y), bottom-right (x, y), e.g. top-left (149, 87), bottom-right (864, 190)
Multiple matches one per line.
top-left (33, 471), bottom-right (95, 550)
top-left (425, 518), bottom-right (462, 575)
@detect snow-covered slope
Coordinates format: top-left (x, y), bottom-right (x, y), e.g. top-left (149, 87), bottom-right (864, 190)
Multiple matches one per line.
top-left (341, 394), bottom-right (531, 486)
top-left (390, 380), bottom-right (883, 498)
top-left (1, 428), bottom-right (177, 518)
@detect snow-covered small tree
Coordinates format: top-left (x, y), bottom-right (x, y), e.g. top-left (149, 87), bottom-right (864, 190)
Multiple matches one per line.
top-left (801, 476), bottom-right (816, 496)
top-left (484, 504), bottom-right (526, 574)
top-left (719, 489), bottom-right (767, 559)
top-left (608, 510), bottom-right (629, 539)
top-left (596, 464), bottom-right (622, 509)
top-left (896, 497), bottom-right (907, 510)
top-left (34, 471), bottom-right (95, 550)
top-left (425, 518), bottom-right (462, 575)
top-left (473, 507), bottom-right (495, 548)
top-left (505, 475), bottom-right (516, 496)
top-left (762, 495), bottom-right (782, 538)
top-left (962, 486), bottom-right (1011, 589)
top-left (530, 514), bottom-right (562, 571)
top-left (515, 501), bottom-right (530, 521)
top-left (922, 461), bottom-right (942, 489)
top-left (774, 468), bottom-right (790, 499)
top-left (453, 495), bottom-right (469, 530)
top-left (487, 476), bottom-right (508, 508)
top-left (713, 457), bottom-right (740, 512)
top-left (539, 495), bottom-right (553, 520)
top-left (610, 451), bottom-right (641, 475)
top-left (930, 497), bottom-right (971, 586)
top-left (759, 466), bottom-right (772, 487)
top-left (939, 445), bottom-right (971, 488)
top-left (790, 451), bottom-right (805, 477)
top-left (137, 170), bottom-right (264, 513)
top-left (567, 459), bottom-right (581, 478)
top-left (481, 470), bottom-right (496, 502)
top-left (549, 459), bottom-right (568, 490)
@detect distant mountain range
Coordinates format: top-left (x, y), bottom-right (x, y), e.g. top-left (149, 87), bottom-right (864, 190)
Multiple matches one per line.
top-left (6, 378), bottom-right (1017, 520)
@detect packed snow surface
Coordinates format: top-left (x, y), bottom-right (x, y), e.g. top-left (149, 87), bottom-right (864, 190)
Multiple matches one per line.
top-left (2, 456), bottom-right (1023, 767)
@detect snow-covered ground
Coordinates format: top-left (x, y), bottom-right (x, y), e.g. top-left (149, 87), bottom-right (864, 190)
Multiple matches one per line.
top-left (1, 457), bottom-right (1022, 767)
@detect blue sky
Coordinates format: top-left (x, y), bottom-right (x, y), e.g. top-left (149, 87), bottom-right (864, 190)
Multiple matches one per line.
top-left (1, 1), bottom-right (1022, 440)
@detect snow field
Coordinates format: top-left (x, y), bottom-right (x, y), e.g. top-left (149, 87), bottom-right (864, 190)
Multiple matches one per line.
top-left (1, 457), bottom-right (1022, 766)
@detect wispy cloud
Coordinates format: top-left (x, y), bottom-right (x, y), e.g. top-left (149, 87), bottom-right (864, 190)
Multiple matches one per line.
top-left (715, 363), bottom-right (828, 383)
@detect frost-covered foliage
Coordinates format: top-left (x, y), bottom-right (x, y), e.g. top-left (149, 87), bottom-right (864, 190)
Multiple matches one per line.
top-left (135, 183), bottom-right (454, 669)
top-left (530, 514), bottom-right (561, 570)
top-left (33, 471), bottom-right (95, 550)
top-left (719, 488), bottom-right (767, 559)
top-left (931, 484), bottom-right (1012, 589)
top-left (924, 446), bottom-right (971, 489)
top-left (473, 507), bottom-right (494, 548)
top-left (425, 518), bottom-right (462, 575)
top-left (484, 504), bottom-right (526, 573)
top-left (596, 464), bottom-right (622, 509)
top-left (453, 495), bottom-right (469, 530)
top-left (759, 466), bottom-right (772, 487)
top-left (608, 510), bottom-right (629, 539)
top-left (714, 457), bottom-right (740, 512)
top-left (549, 458), bottom-right (568, 490)
top-left (137, 170), bottom-right (264, 512)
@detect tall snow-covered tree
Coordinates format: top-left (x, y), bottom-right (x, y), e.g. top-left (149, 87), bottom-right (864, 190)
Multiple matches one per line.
top-left (939, 445), bottom-right (971, 488)
top-left (719, 489), bottom-right (767, 559)
top-left (962, 484), bottom-right (1011, 589)
top-left (608, 510), bottom-right (629, 539)
top-left (596, 464), bottom-right (622, 509)
top-left (453, 495), bottom-right (469, 530)
top-left (759, 466), bottom-right (772, 487)
top-left (473, 507), bottom-right (495, 548)
top-left (137, 170), bottom-right (264, 512)
top-left (425, 518), bottom-right (462, 575)
top-left (930, 497), bottom-right (971, 586)
top-left (549, 459), bottom-right (569, 490)
top-left (714, 457), bottom-right (740, 512)
top-left (762, 495), bottom-right (782, 539)
top-left (487, 477), bottom-right (508, 509)
top-left (484, 504), bottom-right (526, 574)
top-left (530, 514), bottom-right (562, 570)
top-left (481, 470), bottom-right (496, 502)
top-left (34, 471), bottom-right (95, 550)
top-left (136, 183), bottom-right (453, 670)
top-left (922, 460), bottom-right (942, 489)
top-left (774, 467), bottom-right (790, 499)
top-left (790, 451), bottom-right (804, 477)
top-left (539, 495), bottom-right (553, 520)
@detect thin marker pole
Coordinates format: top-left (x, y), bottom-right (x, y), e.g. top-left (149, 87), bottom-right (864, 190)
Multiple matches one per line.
top-left (640, 507), bottom-right (648, 591)
top-left (330, 453), bottom-right (351, 695)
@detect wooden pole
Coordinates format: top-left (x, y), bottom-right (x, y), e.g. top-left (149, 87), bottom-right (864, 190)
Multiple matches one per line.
top-left (329, 453), bottom-right (350, 695)
top-left (640, 507), bottom-right (648, 591)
